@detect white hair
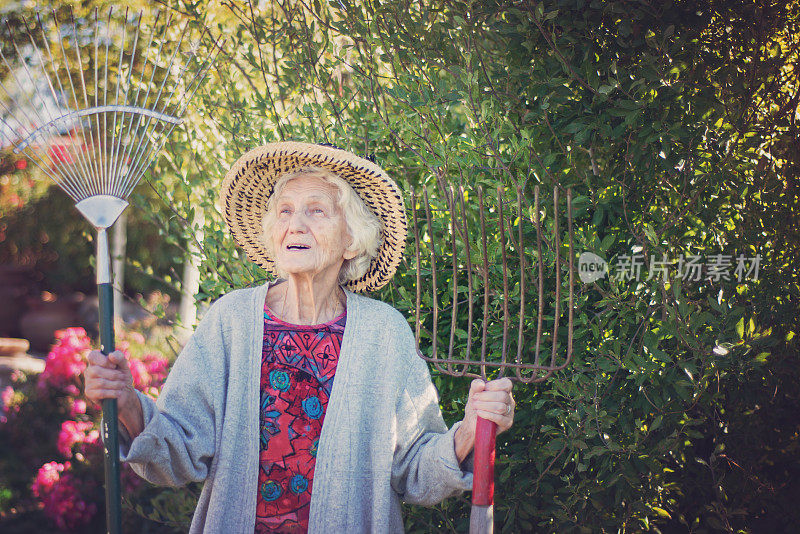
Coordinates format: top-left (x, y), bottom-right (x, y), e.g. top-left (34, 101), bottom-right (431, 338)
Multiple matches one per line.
top-left (261, 166), bottom-right (382, 284)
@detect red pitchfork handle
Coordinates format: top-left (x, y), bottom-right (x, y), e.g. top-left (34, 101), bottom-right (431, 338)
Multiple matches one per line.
top-left (470, 415), bottom-right (497, 533)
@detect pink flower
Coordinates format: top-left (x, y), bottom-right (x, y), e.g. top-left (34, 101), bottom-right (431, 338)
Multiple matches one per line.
top-left (0, 386), bottom-right (19, 420)
top-left (1, 386), bottom-right (13, 410)
top-left (37, 328), bottom-right (92, 393)
top-left (69, 399), bottom-right (87, 417)
top-left (32, 461), bottom-right (70, 498)
top-left (40, 473), bottom-right (98, 530)
top-left (57, 420), bottom-right (98, 458)
top-left (128, 352), bottom-right (170, 391)
top-left (128, 358), bottom-right (149, 390)
top-left (143, 353), bottom-right (169, 387)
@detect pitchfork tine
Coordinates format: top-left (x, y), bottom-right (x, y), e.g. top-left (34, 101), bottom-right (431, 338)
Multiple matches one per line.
top-left (458, 186), bottom-right (474, 370)
top-left (550, 187), bottom-right (561, 368)
top-left (422, 186), bottom-right (446, 375)
top-left (411, 186), bottom-right (422, 349)
top-left (497, 186), bottom-right (509, 379)
top-left (533, 186), bottom-right (544, 368)
top-left (567, 190), bottom-right (574, 362)
top-left (515, 187), bottom-right (526, 381)
top-left (478, 186), bottom-right (489, 381)
top-left (447, 186), bottom-right (460, 375)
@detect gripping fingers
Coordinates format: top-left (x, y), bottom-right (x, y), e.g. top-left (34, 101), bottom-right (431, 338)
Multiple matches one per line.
top-left (484, 377), bottom-right (513, 392)
top-left (89, 377), bottom-right (127, 392)
top-left (87, 349), bottom-right (126, 368)
top-left (88, 366), bottom-right (127, 381)
top-left (473, 400), bottom-right (509, 415)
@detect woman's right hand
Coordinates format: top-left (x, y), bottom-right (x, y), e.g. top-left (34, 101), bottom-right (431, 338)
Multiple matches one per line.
top-left (84, 350), bottom-right (144, 438)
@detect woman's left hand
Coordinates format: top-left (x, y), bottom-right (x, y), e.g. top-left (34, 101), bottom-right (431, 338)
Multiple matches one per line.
top-left (454, 377), bottom-right (515, 463)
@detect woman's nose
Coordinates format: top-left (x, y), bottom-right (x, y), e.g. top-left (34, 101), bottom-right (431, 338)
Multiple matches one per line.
top-left (287, 211), bottom-right (309, 232)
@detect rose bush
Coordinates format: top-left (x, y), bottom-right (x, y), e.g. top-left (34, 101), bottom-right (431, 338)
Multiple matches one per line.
top-left (0, 326), bottom-right (173, 531)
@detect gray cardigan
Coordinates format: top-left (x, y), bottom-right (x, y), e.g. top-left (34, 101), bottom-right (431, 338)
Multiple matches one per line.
top-left (120, 282), bottom-right (473, 533)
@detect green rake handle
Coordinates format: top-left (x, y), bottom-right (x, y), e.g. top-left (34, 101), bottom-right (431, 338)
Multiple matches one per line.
top-left (99, 282), bottom-right (122, 534)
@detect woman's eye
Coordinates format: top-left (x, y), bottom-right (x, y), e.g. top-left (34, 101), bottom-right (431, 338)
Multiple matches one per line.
top-left (312, 208), bottom-right (325, 215)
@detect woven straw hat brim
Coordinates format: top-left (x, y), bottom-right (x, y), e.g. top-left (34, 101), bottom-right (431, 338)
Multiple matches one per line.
top-left (220, 142), bottom-right (407, 293)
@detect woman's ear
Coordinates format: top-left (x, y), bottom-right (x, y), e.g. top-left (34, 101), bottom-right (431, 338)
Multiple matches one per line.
top-left (343, 241), bottom-right (358, 260)
top-left (343, 232), bottom-right (357, 260)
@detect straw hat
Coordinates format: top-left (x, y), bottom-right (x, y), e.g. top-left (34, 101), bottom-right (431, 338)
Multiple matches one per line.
top-left (220, 141), bottom-right (407, 293)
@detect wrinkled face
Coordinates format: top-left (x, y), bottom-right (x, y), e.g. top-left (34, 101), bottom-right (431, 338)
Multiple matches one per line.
top-left (271, 174), bottom-right (355, 280)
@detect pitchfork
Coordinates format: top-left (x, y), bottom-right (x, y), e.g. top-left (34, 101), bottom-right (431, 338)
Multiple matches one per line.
top-left (411, 183), bottom-right (574, 534)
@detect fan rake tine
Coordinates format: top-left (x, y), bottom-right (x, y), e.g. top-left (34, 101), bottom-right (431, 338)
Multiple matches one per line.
top-left (122, 12), bottom-right (190, 196)
top-left (107, 8), bottom-right (134, 198)
top-left (0, 69), bottom-right (75, 197)
top-left (115, 10), bottom-right (169, 198)
top-left (50, 7), bottom-right (96, 195)
top-left (2, 19), bottom-right (86, 198)
top-left (68, 8), bottom-right (102, 196)
top-left (92, 8), bottom-right (105, 197)
top-left (109, 9), bottom-right (154, 198)
top-left (0, 104), bottom-right (71, 195)
top-left (27, 11), bottom-right (90, 196)
top-left (125, 32), bottom-right (225, 199)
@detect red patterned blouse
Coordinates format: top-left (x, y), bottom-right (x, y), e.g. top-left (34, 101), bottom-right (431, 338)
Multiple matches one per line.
top-left (254, 303), bottom-right (345, 534)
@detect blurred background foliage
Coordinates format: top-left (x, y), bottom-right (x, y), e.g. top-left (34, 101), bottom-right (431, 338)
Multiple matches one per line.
top-left (1, 0), bottom-right (799, 532)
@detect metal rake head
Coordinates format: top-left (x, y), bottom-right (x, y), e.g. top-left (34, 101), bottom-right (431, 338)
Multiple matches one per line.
top-left (0, 6), bottom-right (222, 221)
top-left (410, 183), bottom-right (575, 383)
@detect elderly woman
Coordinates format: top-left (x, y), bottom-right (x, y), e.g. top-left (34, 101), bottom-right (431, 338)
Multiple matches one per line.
top-left (84, 142), bottom-right (515, 533)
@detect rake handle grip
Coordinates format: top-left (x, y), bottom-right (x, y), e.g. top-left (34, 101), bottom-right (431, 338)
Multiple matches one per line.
top-left (472, 415), bottom-right (497, 506)
top-left (99, 282), bottom-right (122, 534)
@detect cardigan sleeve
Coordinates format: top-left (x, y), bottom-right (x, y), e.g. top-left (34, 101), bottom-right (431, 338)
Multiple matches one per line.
top-left (389, 336), bottom-right (474, 505)
top-left (117, 308), bottom-right (226, 487)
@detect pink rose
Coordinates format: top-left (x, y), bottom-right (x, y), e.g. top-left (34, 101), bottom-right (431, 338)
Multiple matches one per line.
top-left (57, 420), bottom-right (96, 458)
top-left (1, 386), bottom-right (13, 410)
top-left (32, 461), bottom-right (70, 498)
top-left (70, 399), bottom-right (87, 417)
top-left (37, 328), bottom-right (91, 393)
top-left (128, 358), bottom-right (149, 390)
top-left (40, 473), bottom-right (98, 529)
